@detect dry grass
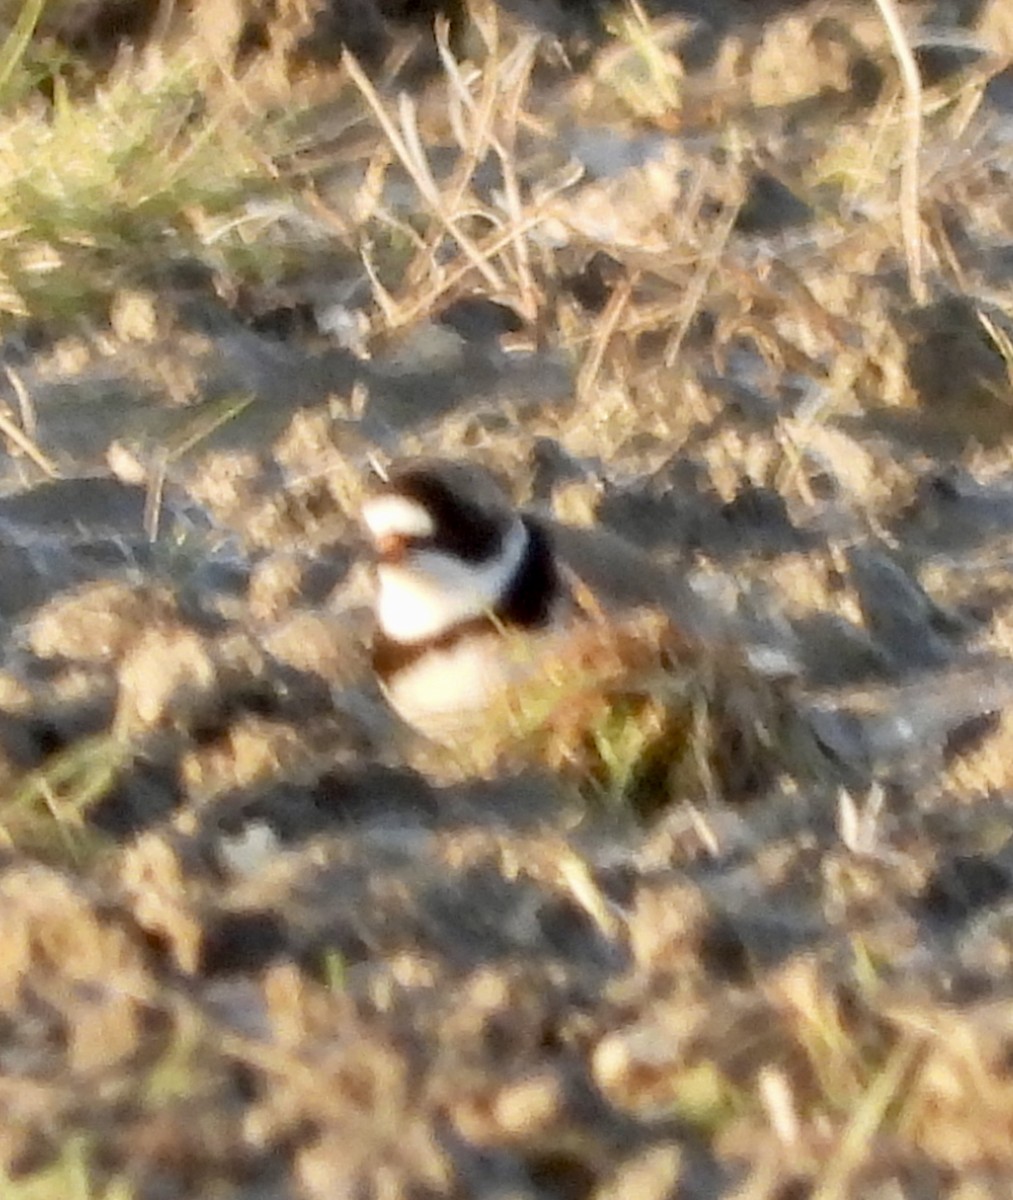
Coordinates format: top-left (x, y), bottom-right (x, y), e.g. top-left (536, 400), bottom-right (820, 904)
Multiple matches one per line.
top-left (872, 0), bottom-right (926, 303)
top-left (442, 608), bottom-right (811, 820)
top-left (0, 9), bottom-right (294, 326)
top-left (0, 1138), bottom-right (133, 1200)
top-left (340, 3), bottom-right (561, 332)
top-left (0, 733), bottom-right (130, 865)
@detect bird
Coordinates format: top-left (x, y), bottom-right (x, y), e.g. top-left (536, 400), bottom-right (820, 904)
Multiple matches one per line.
top-left (360, 462), bottom-right (1013, 806)
top-left (359, 458), bottom-right (771, 744)
top-left (361, 460), bottom-right (561, 742)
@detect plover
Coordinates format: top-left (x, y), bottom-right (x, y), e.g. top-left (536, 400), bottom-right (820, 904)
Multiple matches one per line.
top-left (361, 462), bottom-right (1013, 801)
top-left (360, 459), bottom-right (752, 743)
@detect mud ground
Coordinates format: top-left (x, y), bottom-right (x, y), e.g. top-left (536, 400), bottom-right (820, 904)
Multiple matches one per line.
top-left (1, 1), bottom-right (1013, 1197)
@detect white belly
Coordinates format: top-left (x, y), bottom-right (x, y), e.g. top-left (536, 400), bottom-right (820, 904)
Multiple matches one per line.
top-left (381, 628), bottom-right (547, 743)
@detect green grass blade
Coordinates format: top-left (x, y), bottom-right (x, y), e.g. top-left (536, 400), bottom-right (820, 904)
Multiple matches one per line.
top-left (0, 0), bottom-right (47, 103)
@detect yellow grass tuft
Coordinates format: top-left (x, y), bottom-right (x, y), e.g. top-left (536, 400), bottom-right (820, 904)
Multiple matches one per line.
top-left (448, 609), bottom-right (809, 820)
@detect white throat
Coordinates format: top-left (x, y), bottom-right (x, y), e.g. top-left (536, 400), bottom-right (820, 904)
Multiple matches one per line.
top-left (361, 494), bottom-right (436, 541)
top-left (375, 518), bottom-right (529, 643)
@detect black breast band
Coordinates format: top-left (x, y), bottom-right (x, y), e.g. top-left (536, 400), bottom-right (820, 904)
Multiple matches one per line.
top-left (372, 517), bottom-right (560, 681)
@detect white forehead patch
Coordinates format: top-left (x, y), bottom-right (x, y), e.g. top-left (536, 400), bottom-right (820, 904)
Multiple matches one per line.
top-left (361, 494), bottom-right (436, 542)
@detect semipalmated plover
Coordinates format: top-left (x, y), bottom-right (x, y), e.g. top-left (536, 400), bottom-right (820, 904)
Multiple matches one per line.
top-left (361, 462), bottom-right (1013, 803)
top-left (360, 461), bottom-right (569, 740)
top-left (360, 458), bottom-right (771, 743)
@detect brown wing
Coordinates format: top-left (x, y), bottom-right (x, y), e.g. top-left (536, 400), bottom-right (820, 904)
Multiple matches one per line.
top-left (543, 516), bottom-right (800, 676)
top-left (543, 519), bottom-right (716, 635)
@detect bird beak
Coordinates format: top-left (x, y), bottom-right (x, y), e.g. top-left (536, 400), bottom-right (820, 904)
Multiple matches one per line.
top-left (372, 532), bottom-right (409, 563)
